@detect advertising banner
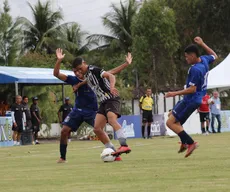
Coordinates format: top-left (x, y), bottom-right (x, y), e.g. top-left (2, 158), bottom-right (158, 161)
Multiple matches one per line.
top-left (0, 117), bottom-right (13, 147)
top-left (150, 114), bottom-right (167, 136)
top-left (116, 115), bottom-right (142, 139)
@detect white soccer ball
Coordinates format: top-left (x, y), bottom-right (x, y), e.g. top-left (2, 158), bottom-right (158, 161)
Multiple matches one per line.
top-left (100, 148), bottom-right (116, 162)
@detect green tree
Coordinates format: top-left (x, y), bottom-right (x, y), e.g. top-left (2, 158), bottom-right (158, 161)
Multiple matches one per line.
top-left (18, 0), bottom-right (71, 53)
top-left (0, 0), bottom-right (21, 66)
top-left (88, 0), bottom-right (138, 52)
top-left (60, 23), bottom-right (92, 57)
top-left (132, 0), bottom-right (179, 93)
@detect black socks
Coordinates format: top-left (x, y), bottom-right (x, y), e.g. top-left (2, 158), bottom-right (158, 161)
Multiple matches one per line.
top-left (178, 130), bottom-right (194, 145)
top-left (60, 144), bottom-right (67, 160)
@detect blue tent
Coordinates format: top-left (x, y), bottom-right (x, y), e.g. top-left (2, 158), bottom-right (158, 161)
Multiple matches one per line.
top-left (0, 66), bottom-right (74, 84)
top-left (0, 66), bottom-right (74, 98)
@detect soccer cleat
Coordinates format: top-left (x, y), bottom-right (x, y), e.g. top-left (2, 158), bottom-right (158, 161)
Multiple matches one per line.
top-left (114, 156), bottom-right (122, 161)
top-left (178, 142), bottom-right (187, 153)
top-left (57, 158), bottom-right (67, 163)
top-left (35, 141), bottom-right (40, 144)
top-left (185, 142), bottom-right (198, 158)
top-left (112, 146), bottom-right (131, 156)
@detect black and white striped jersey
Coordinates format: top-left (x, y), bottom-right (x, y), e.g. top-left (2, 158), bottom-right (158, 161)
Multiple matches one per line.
top-left (85, 65), bottom-right (115, 103)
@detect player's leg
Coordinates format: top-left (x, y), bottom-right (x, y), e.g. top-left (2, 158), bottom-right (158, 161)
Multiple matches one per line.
top-left (205, 113), bottom-right (210, 133)
top-left (216, 114), bottom-right (221, 133)
top-left (199, 113), bottom-right (206, 134)
top-left (141, 111), bottom-right (147, 138)
top-left (58, 125), bottom-right (71, 163)
top-left (166, 100), bottom-right (198, 157)
top-left (147, 111), bottom-right (153, 139)
top-left (34, 125), bottom-right (40, 144)
top-left (85, 112), bottom-right (121, 161)
top-left (106, 99), bottom-right (131, 156)
top-left (211, 114), bottom-right (216, 133)
top-left (17, 127), bottom-right (22, 145)
top-left (58, 111), bottom-right (83, 163)
top-left (93, 113), bottom-right (116, 151)
top-left (12, 130), bottom-right (18, 145)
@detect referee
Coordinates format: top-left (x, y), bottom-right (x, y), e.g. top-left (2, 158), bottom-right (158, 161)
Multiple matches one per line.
top-left (139, 88), bottom-right (154, 139)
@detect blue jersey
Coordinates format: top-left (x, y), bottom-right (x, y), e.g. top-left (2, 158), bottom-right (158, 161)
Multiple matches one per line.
top-left (65, 76), bottom-right (98, 112)
top-left (184, 55), bottom-right (215, 102)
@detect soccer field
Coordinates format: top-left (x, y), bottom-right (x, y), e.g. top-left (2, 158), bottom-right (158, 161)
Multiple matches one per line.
top-left (1, 133), bottom-right (230, 192)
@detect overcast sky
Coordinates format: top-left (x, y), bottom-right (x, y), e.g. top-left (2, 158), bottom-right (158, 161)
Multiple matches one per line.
top-left (1, 0), bottom-right (128, 35)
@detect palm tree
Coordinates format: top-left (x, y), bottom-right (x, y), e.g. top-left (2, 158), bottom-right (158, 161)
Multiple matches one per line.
top-left (18, 0), bottom-right (68, 53)
top-left (0, 0), bottom-right (21, 66)
top-left (59, 23), bottom-right (93, 56)
top-left (87, 0), bottom-right (138, 52)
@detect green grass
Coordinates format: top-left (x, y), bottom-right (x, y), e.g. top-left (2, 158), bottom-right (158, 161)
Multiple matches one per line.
top-left (1, 133), bottom-right (230, 192)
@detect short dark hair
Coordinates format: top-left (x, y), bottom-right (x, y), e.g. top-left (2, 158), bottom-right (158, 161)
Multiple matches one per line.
top-left (22, 96), bottom-right (28, 100)
top-left (72, 57), bottom-right (84, 68)
top-left (184, 44), bottom-right (199, 57)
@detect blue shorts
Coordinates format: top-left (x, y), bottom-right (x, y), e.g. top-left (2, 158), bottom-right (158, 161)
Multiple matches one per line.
top-left (62, 109), bottom-right (96, 132)
top-left (172, 99), bottom-right (201, 125)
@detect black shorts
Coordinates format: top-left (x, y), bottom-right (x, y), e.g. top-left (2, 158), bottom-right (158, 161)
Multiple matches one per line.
top-left (32, 124), bottom-right (40, 132)
top-left (97, 98), bottom-right (121, 118)
top-left (12, 124), bottom-right (23, 133)
top-left (26, 120), bottom-right (32, 130)
top-left (199, 112), bottom-right (210, 122)
top-left (142, 110), bottom-right (153, 123)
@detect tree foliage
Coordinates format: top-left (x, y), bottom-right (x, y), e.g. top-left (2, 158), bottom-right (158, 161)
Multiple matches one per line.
top-left (132, 0), bottom-right (179, 93)
top-left (0, 0), bottom-right (21, 66)
top-left (88, 0), bottom-right (138, 52)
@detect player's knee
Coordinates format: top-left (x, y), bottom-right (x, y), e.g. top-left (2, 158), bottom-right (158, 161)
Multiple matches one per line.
top-left (93, 127), bottom-right (101, 134)
top-left (166, 119), bottom-right (173, 128)
top-left (107, 118), bottom-right (117, 127)
top-left (61, 126), bottom-right (70, 136)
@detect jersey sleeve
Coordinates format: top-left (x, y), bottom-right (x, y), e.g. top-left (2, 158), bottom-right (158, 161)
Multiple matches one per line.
top-left (90, 65), bottom-right (104, 78)
top-left (188, 67), bottom-right (200, 86)
top-left (65, 75), bottom-right (81, 86)
top-left (201, 55), bottom-right (216, 64)
top-left (11, 104), bottom-right (15, 111)
top-left (58, 105), bottom-right (63, 112)
top-left (30, 104), bottom-right (36, 112)
top-left (139, 96), bottom-right (144, 103)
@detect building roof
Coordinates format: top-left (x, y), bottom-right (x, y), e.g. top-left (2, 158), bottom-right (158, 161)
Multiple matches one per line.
top-left (0, 66), bottom-right (74, 84)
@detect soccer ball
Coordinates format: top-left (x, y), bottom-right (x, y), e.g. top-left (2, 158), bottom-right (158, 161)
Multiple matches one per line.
top-left (100, 148), bottom-right (116, 162)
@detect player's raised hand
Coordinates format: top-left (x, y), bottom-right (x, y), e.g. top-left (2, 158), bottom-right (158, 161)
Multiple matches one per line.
top-left (56, 48), bottom-right (65, 61)
top-left (194, 37), bottom-right (204, 45)
top-left (110, 87), bottom-right (119, 96)
top-left (125, 52), bottom-right (133, 65)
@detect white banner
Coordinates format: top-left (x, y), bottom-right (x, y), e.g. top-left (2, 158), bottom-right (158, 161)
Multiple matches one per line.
top-left (0, 117), bottom-right (13, 147)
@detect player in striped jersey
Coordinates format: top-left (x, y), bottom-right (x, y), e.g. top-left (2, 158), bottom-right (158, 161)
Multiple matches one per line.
top-left (73, 53), bottom-right (133, 157)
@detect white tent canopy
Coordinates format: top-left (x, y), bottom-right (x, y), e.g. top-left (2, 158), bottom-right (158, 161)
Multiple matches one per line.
top-left (207, 53), bottom-right (230, 90)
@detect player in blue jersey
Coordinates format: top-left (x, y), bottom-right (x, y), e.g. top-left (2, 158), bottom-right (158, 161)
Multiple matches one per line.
top-left (165, 37), bottom-right (218, 158)
top-left (54, 48), bottom-right (131, 163)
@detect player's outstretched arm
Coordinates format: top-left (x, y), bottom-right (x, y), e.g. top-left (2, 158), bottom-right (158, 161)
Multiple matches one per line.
top-left (53, 48), bottom-right (67, 81)
top-left (107, 52), bottom-right (132, 75)
top-left (194, 37), bottom-right (218, 59)
top-left (165, 86), bottom-right (196, 98)
top-left (73, 80), bottom-right (87, 92)
top-left (102, 72), bottom-right (119, 96)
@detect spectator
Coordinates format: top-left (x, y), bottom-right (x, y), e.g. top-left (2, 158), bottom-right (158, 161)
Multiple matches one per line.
top-left (30, 97), bottom-right (42, 144)
top-left (11, 95), bottom-right (26, 146)
top-left (58, 97), bottom-right (73, 142)
top-left (139, 88), bottom-right (154, 139)
top-left (210, 91), bottom-right (221, 133)
top-left (22, 96), bottom-right (32, 131)
top-left (198, 93), bottom-right (211, 135)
